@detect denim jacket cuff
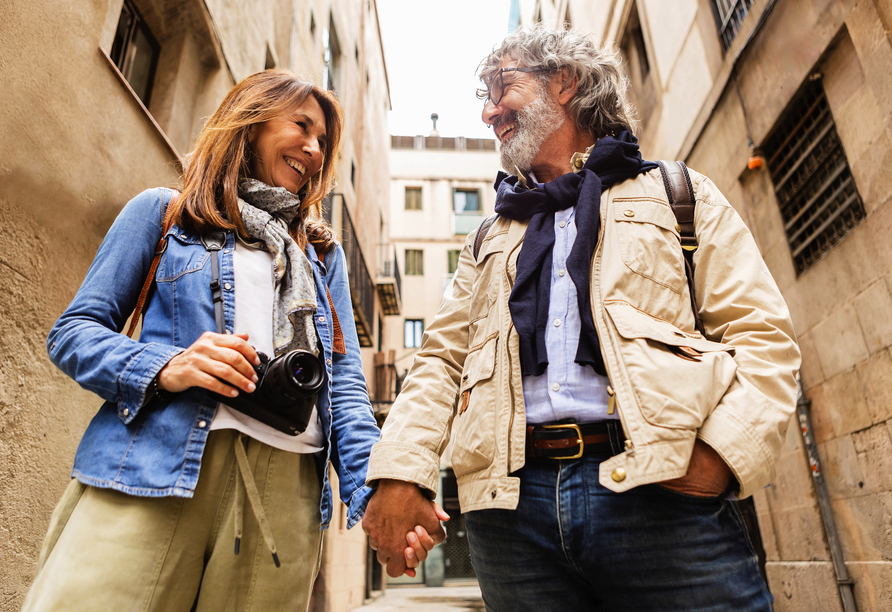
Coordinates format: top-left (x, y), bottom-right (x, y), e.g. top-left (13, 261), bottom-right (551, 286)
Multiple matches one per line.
top-left (344, 485), bottom-right (375, 529)
top-left (117, 343), bottom-right (184, 424)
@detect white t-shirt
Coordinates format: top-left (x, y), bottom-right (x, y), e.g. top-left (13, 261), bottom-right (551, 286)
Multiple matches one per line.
top-left (210, 239), bottom-right (324, 453)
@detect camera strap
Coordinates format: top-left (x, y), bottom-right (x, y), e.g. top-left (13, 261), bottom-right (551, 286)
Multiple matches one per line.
top-left (201, 231), bottom-right (227, 334)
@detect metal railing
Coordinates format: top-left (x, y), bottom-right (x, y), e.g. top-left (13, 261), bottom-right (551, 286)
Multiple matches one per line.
top-left (762, 79), bottom-right (865, 274)
top-left (709, 0), bottom-right (754, 51)
top-left (327, 194), bottom-right (375, 347)
top-left (376, 244), bottom-right (402, 316)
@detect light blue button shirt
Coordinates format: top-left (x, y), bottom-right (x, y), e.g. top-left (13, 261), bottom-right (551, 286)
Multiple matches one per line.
top-left (521, 206), bottom-right (617, 424)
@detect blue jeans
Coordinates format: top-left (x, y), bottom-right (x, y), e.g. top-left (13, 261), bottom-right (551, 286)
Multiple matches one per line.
top-left (464, 431), bottom-right (772, 611)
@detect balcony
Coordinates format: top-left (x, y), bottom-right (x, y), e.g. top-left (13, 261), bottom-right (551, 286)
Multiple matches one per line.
top-left (370, 349), bottom-right (402, 419)
top-left (453, 211), bottom-right (483, 235)
top-left (376, 244), bottom-right (402, 316)
top-left (327, 194), bottom-right (375, 347)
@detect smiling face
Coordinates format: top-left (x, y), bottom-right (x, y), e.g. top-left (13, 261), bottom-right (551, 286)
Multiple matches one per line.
top-left (248, 94), bottom-right (327, 194)
top-left (482, 58), bottom-right (566, 175)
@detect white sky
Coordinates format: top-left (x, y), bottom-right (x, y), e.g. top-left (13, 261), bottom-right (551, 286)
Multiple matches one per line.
top-left (376, 0), bottom-right (513, 139)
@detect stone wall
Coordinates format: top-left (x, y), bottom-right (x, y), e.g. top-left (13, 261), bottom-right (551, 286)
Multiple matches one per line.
top-left (527, 0), bottom-right (892, 609)
top-left (0, 0), bottom-right (393, 609)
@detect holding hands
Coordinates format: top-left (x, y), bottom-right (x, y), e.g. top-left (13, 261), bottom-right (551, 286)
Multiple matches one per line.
top-left (363, 479), bottom-right (450, 578)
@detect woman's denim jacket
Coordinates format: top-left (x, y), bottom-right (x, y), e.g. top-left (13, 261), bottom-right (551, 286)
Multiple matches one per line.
top-left (47, 188), bottom-right (379, 529)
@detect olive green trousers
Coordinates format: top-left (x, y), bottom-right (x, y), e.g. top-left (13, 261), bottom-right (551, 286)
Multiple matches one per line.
top-left (22, 429), bottom-right (323, 612)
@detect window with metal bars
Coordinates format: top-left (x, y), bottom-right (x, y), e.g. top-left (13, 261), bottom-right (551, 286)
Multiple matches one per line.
top-left (762, 78), bottom-right (865, 275)
top-left (709, 0), bottom-right (754, 52)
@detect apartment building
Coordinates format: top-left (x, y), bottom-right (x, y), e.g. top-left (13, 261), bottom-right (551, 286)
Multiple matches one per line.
top-left (521, 1), bottom-right (892, 610)
top-left (382, 125), bottom-right (500, 586)
top-left (0, 1), bottom-right (394, 610)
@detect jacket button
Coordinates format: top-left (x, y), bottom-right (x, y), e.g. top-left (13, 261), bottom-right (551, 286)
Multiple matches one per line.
top-left (198, 420), bottom-right (207, 428)
top-left (326, 358), bottom-right (332, 366)
top-left (624, 210), bottom-right (635, 217)
top-left (612, 468), bottom-right (626, 482)
top-left (491, 490), bottom-right (497, 499)
top-left (223, 282), bottom-right (232, 290)
top-left (122, 408), bottom-right (129, 417)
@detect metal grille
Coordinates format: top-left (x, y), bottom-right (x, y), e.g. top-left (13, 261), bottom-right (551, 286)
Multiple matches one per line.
top-left (762, 79), bottom-right (864, 275)
top-left (442, 512), bottom-right (476, 580)
top-left (710, 0), bottom-right (754, 51)
top-left (340, 204), bottom-right (375, 346)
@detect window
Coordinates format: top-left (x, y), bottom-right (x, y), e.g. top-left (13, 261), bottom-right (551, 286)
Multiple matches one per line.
top-left (405, 249), bottom-right (424, 275)
top-left (710, 0), bottom-right (754, 52)
top-left (761, 78), bottom-right (865, 275)
top-left (447, 250), bottom-right (461, 275)
top-left (405, 186), bottom-right (422, 210)
top-left (404, 319), bottom-right (424, 348)
top-left (110, 0), bottom-right (160, 106)
top-left (453, 189), bottom-right (481, 213)
top-left (619, 2), bottom-right (655, 126)
top-left (323, 16), bottom-right (342, 93)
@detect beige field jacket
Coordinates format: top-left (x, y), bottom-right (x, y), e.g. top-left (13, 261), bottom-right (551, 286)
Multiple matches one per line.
top-left (367, 166), bottom-right (800, 511)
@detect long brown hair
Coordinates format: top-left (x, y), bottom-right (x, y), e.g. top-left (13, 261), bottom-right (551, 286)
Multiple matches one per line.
top-left (173, 69), bottom-right (342, 252)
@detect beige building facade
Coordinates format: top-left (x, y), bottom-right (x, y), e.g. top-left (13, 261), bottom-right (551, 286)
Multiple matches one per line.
top-left (0, 0), bottom-right (395, 610)
top-left (384, 129), bottom-right (500, 585)
top-left (520, 0), bottom-right (892, 610)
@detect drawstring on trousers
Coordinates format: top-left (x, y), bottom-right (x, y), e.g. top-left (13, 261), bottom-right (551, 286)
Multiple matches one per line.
top-left (233, 433), bottom-right (281, 568)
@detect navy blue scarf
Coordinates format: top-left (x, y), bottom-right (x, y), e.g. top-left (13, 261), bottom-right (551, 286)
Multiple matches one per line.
top-left (494, 130), bottom-right (657, 377)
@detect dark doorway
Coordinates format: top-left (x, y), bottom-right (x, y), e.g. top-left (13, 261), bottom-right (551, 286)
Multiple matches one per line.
top-left (441, 469), bottom-right (477, 581)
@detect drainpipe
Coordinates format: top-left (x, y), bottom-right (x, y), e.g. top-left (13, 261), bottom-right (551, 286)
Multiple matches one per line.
top-left (796, 380), bottom-right (858, 611)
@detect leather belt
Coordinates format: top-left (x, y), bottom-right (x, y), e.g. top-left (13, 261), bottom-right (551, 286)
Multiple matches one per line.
top-left (526, 421), bottom-right (613, 460)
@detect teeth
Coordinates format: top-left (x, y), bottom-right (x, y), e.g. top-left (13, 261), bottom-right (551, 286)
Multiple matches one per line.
top-left (286, 159), bottom-right (305, 175)
top-left (497, 124), bottom-right (515, 139)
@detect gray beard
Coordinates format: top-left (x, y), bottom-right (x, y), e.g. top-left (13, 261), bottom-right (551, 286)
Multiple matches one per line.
top-left (498, 87), bottom-right (566, 175)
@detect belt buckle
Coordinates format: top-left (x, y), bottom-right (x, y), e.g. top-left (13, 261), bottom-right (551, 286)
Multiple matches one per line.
top-left (540, 423), bottom-right (584, 460)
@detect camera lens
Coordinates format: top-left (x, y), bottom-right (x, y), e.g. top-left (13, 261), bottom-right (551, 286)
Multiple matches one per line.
top-left (285, 351), bottom-right (323, 390)
top-left (293, 364), bottom-right (313, 385)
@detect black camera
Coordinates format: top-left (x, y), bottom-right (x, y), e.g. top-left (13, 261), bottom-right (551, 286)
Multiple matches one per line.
top-left (209, 349), bottom-right (325, 436)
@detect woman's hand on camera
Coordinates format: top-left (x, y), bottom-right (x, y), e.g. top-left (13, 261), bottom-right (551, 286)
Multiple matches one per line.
top-left (157, 332), bottom-right (261, 396)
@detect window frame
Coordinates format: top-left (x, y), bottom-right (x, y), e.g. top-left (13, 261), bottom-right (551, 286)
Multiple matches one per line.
top-left (110, 0), bottom-right (160, 107)
top-left (405, 186), bottom-right (422, 210)
top-left (447, 249), bottom-right (461, 275)
top-left (404, 249), bottom-right (424, 276)
top-left (404, 319), bottom-right (424, 349)
top-left (452, 188), bottom-right (481, 213)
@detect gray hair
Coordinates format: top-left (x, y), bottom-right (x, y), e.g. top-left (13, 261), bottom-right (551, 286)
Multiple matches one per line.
top-left (477, 25), bottom-right (638, 139)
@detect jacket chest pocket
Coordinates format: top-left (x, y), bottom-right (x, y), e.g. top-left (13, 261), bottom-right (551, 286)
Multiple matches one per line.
top-left (605, 301), bottom-right (737, 429)
top-left (613, 198), bottom-right (685, 294)
top-left (452, 335), bottom-right (498, 477)
top-left (156, 236), bottom-right (210, 283)
top-left (469, 238), bottom-right (504, 341)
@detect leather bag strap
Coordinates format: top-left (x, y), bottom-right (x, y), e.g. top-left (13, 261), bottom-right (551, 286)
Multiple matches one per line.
top-left (473, 213), bottom-right (499, 261)
top-left (125, 192), bottom-right (178, 338)
top-left (319, 250), bottom-right (346, 355)
top-left (656, 160), bottom-right (705, 336)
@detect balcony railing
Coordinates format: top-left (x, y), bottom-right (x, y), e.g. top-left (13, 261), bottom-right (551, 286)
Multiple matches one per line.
top-left (327, 194), bottom-right (375, 347)
top-left (376, 244), bottom-right (402, 316)
top-left (453, 211), bottom-right (483, 235)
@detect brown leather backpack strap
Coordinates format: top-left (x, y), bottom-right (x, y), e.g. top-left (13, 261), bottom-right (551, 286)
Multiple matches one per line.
top-left (319, 249), bottom-right (346, 355)
top-left (656, 161), bottom-right (705, 336)
top-left (125, 191), bottom-right (178, 338)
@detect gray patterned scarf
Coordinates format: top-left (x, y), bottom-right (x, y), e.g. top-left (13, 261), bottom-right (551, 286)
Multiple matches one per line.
top-left (237, 178), bottom-right (318, 357)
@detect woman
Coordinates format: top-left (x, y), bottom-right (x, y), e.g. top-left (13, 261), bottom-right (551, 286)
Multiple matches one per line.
top-left (25, 70), bottom-right (434, 611)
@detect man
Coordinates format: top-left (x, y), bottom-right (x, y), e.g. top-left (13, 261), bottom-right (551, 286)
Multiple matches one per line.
top-left (363, 26), bottom-right (799, 611)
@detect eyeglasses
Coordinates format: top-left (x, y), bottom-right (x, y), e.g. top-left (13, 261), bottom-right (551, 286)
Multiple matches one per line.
top-left (480, 67), bottom-right (548, 106)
